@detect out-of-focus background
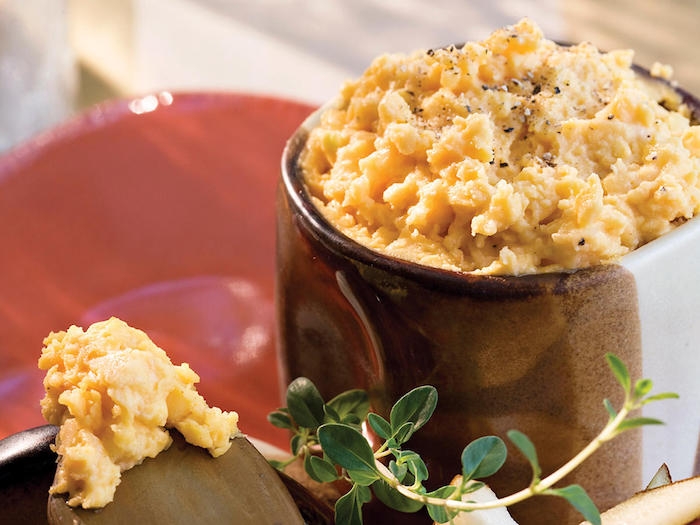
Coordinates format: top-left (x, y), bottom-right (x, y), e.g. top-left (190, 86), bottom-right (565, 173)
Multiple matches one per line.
top-left (1, 0), bottom-right (699, 152)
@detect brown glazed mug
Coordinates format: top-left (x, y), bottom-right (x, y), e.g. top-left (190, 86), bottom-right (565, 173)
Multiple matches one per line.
top-left (276, 74), bottom-right (700, 524)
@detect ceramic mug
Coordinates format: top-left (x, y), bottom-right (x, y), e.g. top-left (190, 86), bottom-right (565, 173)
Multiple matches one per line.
top-left (276, 78), bottom-right (700, 525)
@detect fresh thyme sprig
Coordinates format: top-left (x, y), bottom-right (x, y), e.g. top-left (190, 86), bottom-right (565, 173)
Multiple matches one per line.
top-left (268, 353), bottom-right (678, 525)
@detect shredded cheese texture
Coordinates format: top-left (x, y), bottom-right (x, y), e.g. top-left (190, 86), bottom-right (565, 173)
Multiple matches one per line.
top-left (38, 317), bottom-right (239, 508)
top-left (301, 18), bottom-right (700, 275)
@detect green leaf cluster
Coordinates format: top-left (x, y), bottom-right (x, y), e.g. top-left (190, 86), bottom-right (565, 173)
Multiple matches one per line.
top-left (603, 353), bottom-right (678, 436)
top-left (268, 378), bottom-right (370, 479)
top-left (268, 354), bottom-right (678, 525)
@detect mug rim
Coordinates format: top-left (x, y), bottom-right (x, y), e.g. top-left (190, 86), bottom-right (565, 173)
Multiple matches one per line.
top-left (280, 60), bottom-right (700, 296)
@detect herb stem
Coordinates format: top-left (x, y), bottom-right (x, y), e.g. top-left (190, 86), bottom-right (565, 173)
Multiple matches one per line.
top-left (483, 404), bottom-right (631, 510)
top-left (532, 405), bottom-right (629, 491)
top-left (373, 401), bottom-right (633, 512)
top-left (271, 357), bottom-right (674, 525)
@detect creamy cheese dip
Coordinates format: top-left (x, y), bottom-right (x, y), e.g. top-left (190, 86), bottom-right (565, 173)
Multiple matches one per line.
top-left (301, 18), bottom-right (700, 275)
top-left (38, 317), bottom-right (239, 508)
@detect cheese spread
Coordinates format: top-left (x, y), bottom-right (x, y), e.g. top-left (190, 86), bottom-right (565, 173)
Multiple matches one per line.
top-left (300, 18), bottom-right (700, 275)
top-left (38, 317), bottom-right (239, 508)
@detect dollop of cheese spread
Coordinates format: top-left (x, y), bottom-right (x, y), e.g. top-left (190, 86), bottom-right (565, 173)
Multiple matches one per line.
top-left (301, 18), bottom-right (700, 275)
top-left (38, 317), bottom-right (239, 508)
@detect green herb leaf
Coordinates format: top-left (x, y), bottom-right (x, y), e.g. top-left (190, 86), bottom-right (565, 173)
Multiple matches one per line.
top-left (334, 484), bottom-right (371, 525)
top-left (324, 404), bottom-right (341, 423)
top-left (368, 413), bottom-right (392, 440)
top-left (461, 480), bottom-right (485, 494)
top-left (395, 449), bottom-right (422, 468)
top-left (389, 385), bottom-right (438, 435)
top-left (641, 392), bottom-right (680, 405)
top-left (461, 436), bottom-right (507, 481)
top-left (392, 421), bottom-right (416, 446)
top-left (615, 417), bottom-right (664, 433)
top-left (286, 377), bottom-right (325, 429)
top-left (290, 433), bottom-right (304, 456)
top-left (605, 353), bottom-right (630, 394)
top-left (268, 458), bottom-right (290, 470)
top-left (342, 414), bottom-right (363, 426)
top-left (347, 468), bottom-right (382, 486)
top-left (633, 378), bottom-right (653, 400)
top-left (546, 484), bottom-right (600, 525)
top-left (603, 398), bottom-right (617, 420)
top-left (267, 410), bottom-right (293, 430)
top-left (371, 479), bottom-right (425, 513)
top-left (425, 485), bottom-right (458, 523)
top-left (389, 460), bottom-right (408, 482)
top-left (404, 452), bottom-right (428, 484)
top-left (304, 454), bottom-right (340, 483)
top-left (507, 430), bottom-right (541, 482)
top-left (318, 424), bottom-right (379, 483)
top-left (328, 389), bottom-right (370, 423)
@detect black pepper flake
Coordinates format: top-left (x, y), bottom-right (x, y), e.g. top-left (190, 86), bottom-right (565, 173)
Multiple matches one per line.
top-left (532, 84), bottom-right (542, 95)
top-left (481, 84), bottom-right (489, 91)
top-left (489, 160), bottom-right (495, 165)
top-left (465, 104), bottom-right (472, 113)
top-left (499, 162), bottom-right (509, 168)
top-left (607, 114), bottom-right (614, 120)
top-left (504, 127), bottom-right (514, 133)
top-left (426, 49), bottom-right (435, 56)
top-left (578, 238), bottom-right (586, 246)
top-left (554, 86), bottom-right (561, 94)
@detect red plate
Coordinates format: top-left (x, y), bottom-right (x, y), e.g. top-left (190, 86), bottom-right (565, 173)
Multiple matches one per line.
top-left (0, 92), bottom-right (315, 447)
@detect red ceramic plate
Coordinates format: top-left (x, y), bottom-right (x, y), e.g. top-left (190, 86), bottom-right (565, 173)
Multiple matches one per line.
top-left (0, 92), bottom-right (315, 447)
